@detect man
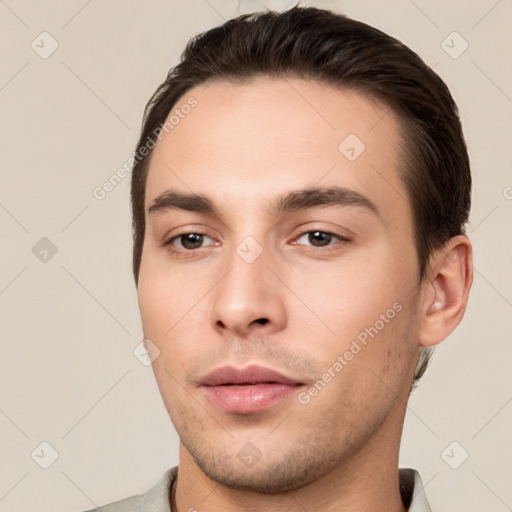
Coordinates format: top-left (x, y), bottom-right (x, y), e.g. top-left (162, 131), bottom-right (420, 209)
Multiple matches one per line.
top-left (84, 5), bottom-right (472, 511)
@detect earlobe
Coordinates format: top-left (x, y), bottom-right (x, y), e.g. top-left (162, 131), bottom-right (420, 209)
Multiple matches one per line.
top-left (426, 301), bottom-right (442, 314)
top-left (418, 235), bottom-right (473, 347)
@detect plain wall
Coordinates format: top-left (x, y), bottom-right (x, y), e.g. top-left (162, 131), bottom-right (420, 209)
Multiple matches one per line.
top-left (0, 1), bottom-right (510, 511)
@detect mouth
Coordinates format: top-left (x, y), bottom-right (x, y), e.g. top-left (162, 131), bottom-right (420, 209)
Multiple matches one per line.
top-left (218, 381), bottom-right (292, 386)
top-left (199, 365), bottom-right (304, 414)
top-left (200, 364), bottom-right (303, 387)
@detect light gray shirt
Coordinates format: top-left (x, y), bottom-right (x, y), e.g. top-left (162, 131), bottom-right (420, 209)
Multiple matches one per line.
top-left (81, 466), bottom-right (432, 511)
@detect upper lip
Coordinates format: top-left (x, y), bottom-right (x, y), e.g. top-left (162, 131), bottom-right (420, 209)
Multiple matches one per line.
top-left (200, 364), bottom-right (303, 386)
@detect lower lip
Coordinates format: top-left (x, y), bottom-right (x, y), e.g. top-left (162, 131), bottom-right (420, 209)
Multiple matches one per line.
top-left (202, 383), bottom-right (303, 414)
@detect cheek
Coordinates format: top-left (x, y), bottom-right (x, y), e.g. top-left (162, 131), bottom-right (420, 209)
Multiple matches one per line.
top-left (306, 300), bottom-right (416, 428)
top-left (137, 274), bottom-right (169, 339)
top-left (137, 256), bottom-right (208, 375)
top-left (299, 248), bottom-right (406, 336)
top-left (137, 249), bottom-right (198, 338)
top-left (297, 249), bottom-right (417, 397)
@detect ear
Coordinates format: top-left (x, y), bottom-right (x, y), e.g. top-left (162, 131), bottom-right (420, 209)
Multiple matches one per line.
top-left (418, 235), bottom-right (473, 347)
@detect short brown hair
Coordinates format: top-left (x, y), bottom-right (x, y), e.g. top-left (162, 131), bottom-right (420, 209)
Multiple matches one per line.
top-left (130, 5), bottom-right (471, 386)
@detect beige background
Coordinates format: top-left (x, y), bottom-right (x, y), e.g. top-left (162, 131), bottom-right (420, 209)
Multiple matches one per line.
top-left (0, 0), bottom-right (511, 511)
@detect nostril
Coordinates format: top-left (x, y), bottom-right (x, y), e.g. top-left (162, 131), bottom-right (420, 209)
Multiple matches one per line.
top-left (255, 318), bottom-right (268, 325)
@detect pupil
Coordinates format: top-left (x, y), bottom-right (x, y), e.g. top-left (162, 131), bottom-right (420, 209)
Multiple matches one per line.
top-left (311, 231), bottom-right (329, 246)
top-left (183, 233), bottom-right (202, 249)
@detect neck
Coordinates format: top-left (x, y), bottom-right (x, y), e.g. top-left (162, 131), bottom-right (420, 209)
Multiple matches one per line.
top-left (172, 401), bottom-right (409, 512)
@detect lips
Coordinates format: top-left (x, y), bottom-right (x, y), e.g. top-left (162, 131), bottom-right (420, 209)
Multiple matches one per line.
top-left (200, 364), bottom-right (304, 414)
top-left (199, 364), bottom-right (303, 387)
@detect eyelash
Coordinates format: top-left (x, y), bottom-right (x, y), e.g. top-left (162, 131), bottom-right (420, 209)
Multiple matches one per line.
top-left (163, 229), bottom-right (351, 257)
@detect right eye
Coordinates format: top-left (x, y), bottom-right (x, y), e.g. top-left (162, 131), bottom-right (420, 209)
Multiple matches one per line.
top-left (164, 232), bottom-right (217, 255)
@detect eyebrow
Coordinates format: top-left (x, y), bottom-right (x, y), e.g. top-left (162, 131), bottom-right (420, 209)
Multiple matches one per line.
top-left (147, 186), bottom-right (381, 219)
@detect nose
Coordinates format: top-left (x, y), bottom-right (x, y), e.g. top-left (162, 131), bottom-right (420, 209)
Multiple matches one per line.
top-left (210, 239), bottom-right (287, 338)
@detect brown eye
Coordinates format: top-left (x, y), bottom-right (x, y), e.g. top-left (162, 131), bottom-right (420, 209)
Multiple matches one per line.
top-left (308, 231), bottom-right (332, 246)
top-left (179, 233), bottom-right (204, 249)
top-left (166, 232), bottom-right (214, 251)
top-left (295, 230), bottom-right (349, 248)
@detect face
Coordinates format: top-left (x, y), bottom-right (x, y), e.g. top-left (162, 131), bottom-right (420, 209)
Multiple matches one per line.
top-left (137, 77), bottom-right (423, 493)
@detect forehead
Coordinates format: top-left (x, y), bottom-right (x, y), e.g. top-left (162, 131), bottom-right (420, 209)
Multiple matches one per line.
top-left (145, 77), bottom-right (411, 226)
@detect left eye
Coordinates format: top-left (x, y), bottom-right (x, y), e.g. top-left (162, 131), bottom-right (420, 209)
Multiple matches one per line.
top-left (294, 230), bottom-right (348, 247)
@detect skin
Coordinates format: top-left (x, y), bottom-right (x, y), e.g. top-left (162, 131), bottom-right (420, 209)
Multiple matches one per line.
top-left (137, 77), bottom-right (473, 512)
